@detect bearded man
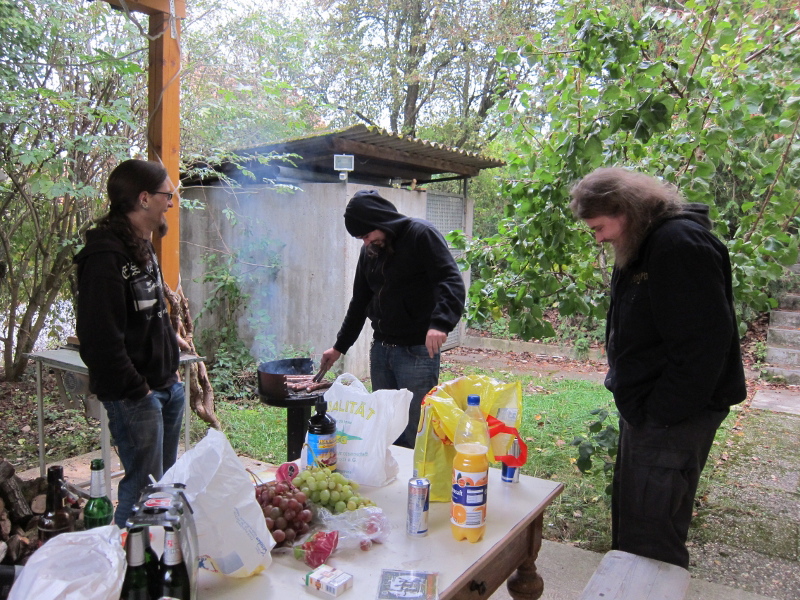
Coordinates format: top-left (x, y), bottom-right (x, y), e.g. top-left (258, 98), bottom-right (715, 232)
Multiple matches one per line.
top-left (569, 167), bottom-right (746, 568)
top-left (320, 190), bottom-right (466, 448)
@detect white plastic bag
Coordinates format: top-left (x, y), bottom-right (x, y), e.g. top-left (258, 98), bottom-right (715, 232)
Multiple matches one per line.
top-left (323, 373), bottom-right (412, 487)
top-left (9, 525), bottom-right (125, 600)
top-left (159, 428), bottom-right (276, 577)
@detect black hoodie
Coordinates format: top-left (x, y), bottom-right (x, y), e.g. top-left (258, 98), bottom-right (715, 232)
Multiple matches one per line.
top-left (74, 228), bottom-right (179, 402)
top-left (604, 205), bottom-right (747, 427)
top-left (334, 190), bottom-right (466, 352)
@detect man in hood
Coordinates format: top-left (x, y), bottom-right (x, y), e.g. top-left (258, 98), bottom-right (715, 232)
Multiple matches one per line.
top-left (570, 167), bottom-right (746, 568)
top-left (320, 190), bottom-right (466, 448)
top-left (74, 159), bottom-right (182, 527)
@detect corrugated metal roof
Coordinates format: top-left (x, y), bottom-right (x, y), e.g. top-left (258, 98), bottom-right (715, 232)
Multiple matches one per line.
top-left (240, 124), bottom-right (505, 178)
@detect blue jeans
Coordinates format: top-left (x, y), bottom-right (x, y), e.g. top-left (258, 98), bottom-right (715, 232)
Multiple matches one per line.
top-left (370, 341), bottom-right (440, 449)
top-left (101, 381), bottom-right (185, 527)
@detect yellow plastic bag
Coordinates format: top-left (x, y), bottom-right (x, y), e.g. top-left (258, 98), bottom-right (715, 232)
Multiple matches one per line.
top-left (413, 375), bottom-right (523, 502)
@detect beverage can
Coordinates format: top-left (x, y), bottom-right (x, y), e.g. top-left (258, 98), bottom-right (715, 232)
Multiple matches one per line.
top-left (406, 477), bottom-right (430, 537)
top-left (501, 438), bottom-right (521, 484)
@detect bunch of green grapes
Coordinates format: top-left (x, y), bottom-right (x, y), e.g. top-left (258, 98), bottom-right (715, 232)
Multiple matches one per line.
top-left (292, 467), bottom-right (375, 514)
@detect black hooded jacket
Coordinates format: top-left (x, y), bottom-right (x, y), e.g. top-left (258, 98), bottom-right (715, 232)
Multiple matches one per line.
top-left (604, 204), bottom-right (747, 427)
top-left (334, 190), bottom-right (466, 352)
top-left (74, 228), bottom-right (179, 402)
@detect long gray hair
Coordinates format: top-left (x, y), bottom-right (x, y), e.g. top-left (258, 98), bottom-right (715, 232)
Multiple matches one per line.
top-left (569, 167), bottom-right (685, 236)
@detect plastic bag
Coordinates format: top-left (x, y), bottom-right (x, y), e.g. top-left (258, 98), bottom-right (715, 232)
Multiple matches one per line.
top-left (159, 428), bottom-right (276, 577)
top-left (324, 373), bottom-right (412, 487)
top-left (413, 375), bottom-right (528, 501)
top-left (290, 505), bottom-right (390, 568)
top-left (9, 525), bottom-right (125, 600)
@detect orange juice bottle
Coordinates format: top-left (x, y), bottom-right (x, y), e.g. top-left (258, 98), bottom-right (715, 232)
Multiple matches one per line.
top-left (451, 394), bottom-right (490, 542)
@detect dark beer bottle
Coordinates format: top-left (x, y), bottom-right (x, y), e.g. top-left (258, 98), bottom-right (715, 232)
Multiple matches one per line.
top-left (159, 527), bottom-right (190, 600)
top-left (37, 465), bottom-right (75, 546)
top-left (121, 527), bottom-right (152, 600)
top-left (83, 458), bottom-right (113, 528)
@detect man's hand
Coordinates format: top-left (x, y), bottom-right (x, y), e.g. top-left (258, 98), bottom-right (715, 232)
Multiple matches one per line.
top-left (425, 329), bottom-right (448, 358)
top-left (320, 348), bottom-right (342, 373)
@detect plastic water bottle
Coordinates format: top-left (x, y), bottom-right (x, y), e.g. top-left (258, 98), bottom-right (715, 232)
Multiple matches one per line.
top-left (451, 394), bottom-right (490, 543)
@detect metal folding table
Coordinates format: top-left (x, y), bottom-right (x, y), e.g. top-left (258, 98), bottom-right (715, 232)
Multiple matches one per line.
top-left (27, 348), bottom-right (203, 492)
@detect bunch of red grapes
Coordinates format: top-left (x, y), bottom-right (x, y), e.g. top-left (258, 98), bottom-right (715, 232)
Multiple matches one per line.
top-left (255, 480), bottom-right (314, 547)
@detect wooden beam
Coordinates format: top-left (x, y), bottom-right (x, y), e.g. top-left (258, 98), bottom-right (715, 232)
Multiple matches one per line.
top-left (329, 137), bottom-right (481, 177)
top-left (104, 0), bottom-right (186, 18)
top-left (147, 12), bottom-right (182, 290)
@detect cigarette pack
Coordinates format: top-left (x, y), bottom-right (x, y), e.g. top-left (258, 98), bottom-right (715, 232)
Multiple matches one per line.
top-left (303, 564), bottom-right (353, 597)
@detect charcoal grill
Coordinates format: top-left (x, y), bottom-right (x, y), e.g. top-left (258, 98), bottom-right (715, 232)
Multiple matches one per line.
top-left (258, 358), bottom-right (326, 461)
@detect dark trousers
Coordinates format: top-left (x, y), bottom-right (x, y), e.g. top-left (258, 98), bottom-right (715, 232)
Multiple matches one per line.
top-left (611, 408), bottom-right (729, 568)
top-left (369, 341), bottom-right (440, 449)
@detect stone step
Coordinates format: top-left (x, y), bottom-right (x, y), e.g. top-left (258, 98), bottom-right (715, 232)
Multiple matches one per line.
top-left (770, 310), bottom-right (800, 328)
top-left (780, 294), bottom-right (800, 310)
top-left (763, 365), bottom-right (800, 385)
top-left (766, 326), bottom-right (800, 348)
top-left (766, 346), bottom-right (800, 367)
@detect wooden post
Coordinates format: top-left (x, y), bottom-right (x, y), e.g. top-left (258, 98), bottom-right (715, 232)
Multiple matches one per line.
top-left (148, 11), bottom-right (182, 290)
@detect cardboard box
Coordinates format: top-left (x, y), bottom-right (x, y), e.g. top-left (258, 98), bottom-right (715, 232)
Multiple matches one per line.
top-left (303, 564), bottom-right (353, 597)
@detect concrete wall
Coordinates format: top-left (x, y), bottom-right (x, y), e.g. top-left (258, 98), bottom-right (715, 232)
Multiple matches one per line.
top-left (180, 182), bottom-right (448, 380)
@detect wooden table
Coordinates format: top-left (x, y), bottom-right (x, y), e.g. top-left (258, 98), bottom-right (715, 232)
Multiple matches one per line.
top-left (198, 448), bottom-right (564, 600)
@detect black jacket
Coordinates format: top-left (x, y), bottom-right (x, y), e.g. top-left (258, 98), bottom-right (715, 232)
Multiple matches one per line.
top-left (74, 228), bottom-right (179, 402)
top-left (334, 191), bottom-right (466, 352)
top-left (604, 205), bottom-right (747, 427)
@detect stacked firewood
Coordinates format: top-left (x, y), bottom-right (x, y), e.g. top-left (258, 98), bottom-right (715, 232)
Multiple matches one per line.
top-left (0, 459), bottom-right (46, 565)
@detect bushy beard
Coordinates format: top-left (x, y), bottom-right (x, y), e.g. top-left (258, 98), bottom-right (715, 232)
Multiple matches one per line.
top-left (611, 229), bottom-right (646, 270)
top-left (365, 238), bottom-right (391, 259)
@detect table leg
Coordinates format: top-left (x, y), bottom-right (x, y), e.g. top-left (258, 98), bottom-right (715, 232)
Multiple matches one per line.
top-left (285, 405), bottom-right (312, 462)
top-left (506, 513), bottom-right (545, 600)
top-left (100, 406), bottom-right (112, 494)
top-left (36, 360), bottom-right (45, 478)
top-left (183, 361), bottom-right (192, 450)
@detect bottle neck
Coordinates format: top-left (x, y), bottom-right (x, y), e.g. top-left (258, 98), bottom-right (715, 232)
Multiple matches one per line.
top-left (126, 530), bottom-right (146, 567)
top-left (46, 480), bottom-right (64, 512)
top-left (89, 467), bottom-right (106, 499)
top-left (162, 529), bottom-right (184, 566)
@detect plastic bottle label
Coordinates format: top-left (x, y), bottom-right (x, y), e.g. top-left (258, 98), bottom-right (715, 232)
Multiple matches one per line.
top-left (306, 432), bottom-right (337, 470)
top-left (451, 468), bottom-right (488, 528)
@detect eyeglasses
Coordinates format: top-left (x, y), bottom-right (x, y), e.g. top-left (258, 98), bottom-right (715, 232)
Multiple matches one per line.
top-left (150, 191), bottom-right (174, 201)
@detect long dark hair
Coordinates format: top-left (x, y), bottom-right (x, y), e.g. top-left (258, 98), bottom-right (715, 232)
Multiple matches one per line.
top-left (569, 167), bottom-right (685, 232)
top-left (96, 159), bottom-right (167, 268)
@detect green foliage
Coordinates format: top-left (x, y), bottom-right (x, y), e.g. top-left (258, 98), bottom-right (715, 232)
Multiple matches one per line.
top-left (460, 0), bottom-right (800, 338)
top-left (570, 407), bottom-right (619, 495)
top-left (0, 0), bottom-right (146, 379)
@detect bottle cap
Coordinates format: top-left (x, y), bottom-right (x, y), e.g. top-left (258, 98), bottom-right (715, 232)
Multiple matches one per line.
top-left (91, 458), bottom-right (104, 470)
top-left (46, 465), bottom-right (64, 483)
top-left (466, 394), bottom-right (481, 406)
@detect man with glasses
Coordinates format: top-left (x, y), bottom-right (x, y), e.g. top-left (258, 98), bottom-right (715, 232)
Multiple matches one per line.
top-left (74, 159), bottom-right (182, 527)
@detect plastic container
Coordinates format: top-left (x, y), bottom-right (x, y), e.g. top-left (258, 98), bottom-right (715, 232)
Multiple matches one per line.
top-left (304, 398), bottom-right (338, 470)
top-left (451, 394), bottom-right (490, 543)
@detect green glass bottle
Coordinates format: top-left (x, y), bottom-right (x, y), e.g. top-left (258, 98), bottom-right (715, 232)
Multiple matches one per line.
top-left (142, 526), bottom-right (161, 599)
top-left (121, 527), bottom-right (152, 600)
top-left (83, 458), bottom-right (113, 529)
top-left (159, 527), bottom-right (190, 600)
